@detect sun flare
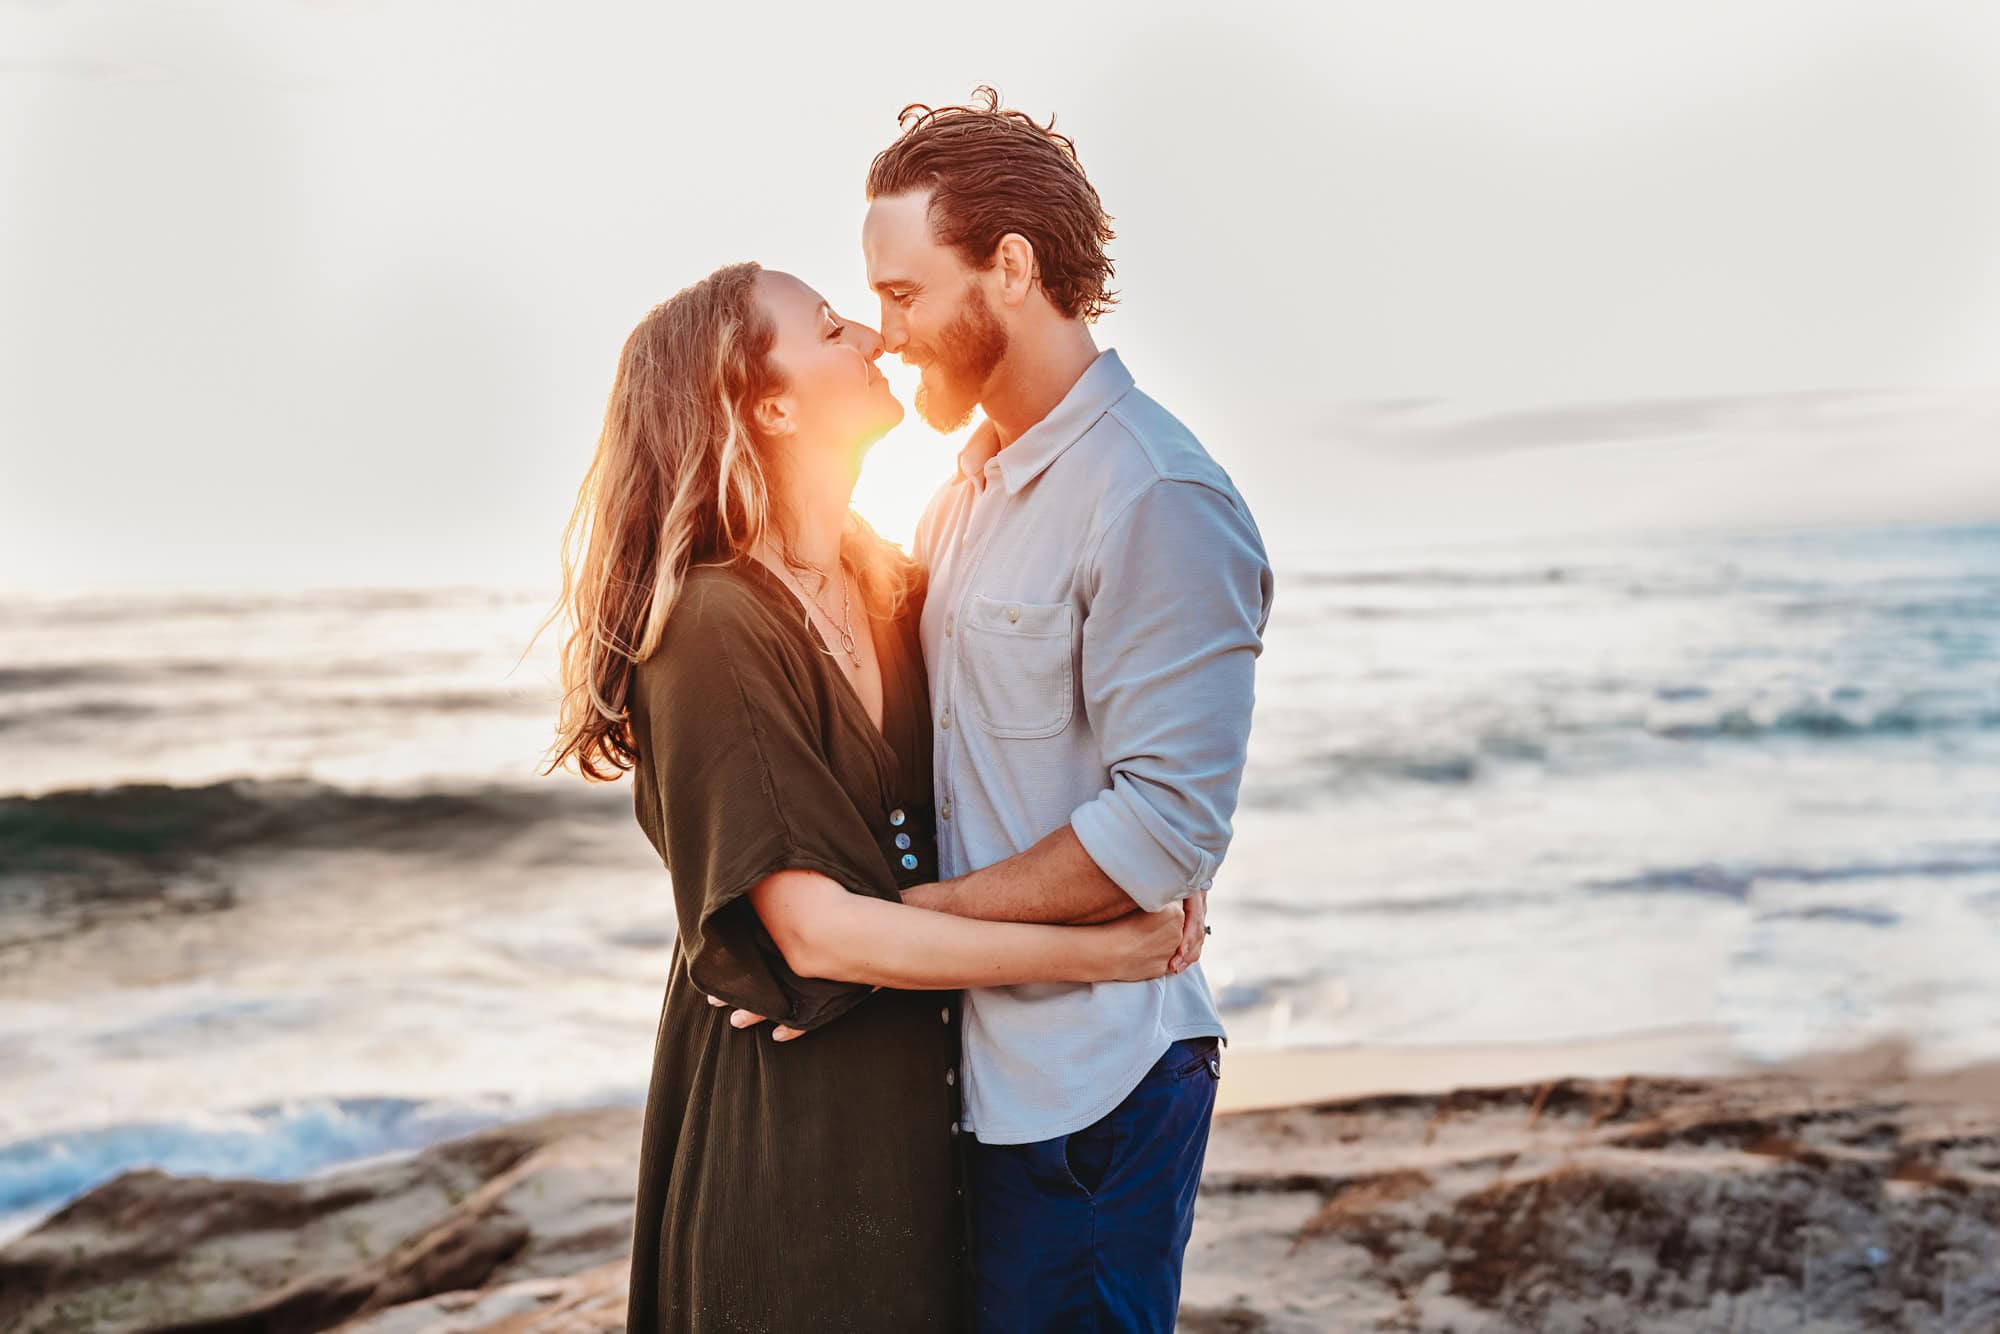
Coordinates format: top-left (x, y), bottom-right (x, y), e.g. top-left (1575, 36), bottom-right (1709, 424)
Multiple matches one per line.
top-left (849, 363), bottom-right (974, 551)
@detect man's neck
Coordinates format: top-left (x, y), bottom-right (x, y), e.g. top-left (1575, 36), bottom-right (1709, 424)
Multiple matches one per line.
top-left (982, 321), bottom-right (1101, 449)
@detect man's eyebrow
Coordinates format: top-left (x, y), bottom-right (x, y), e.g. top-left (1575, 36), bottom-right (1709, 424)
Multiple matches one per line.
top-left (870, 276), bottom-right (917, 293)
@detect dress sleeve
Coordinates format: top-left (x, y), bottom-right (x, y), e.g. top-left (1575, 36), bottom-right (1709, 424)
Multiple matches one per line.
top-left (633, 575), bottom-right (896, 1032)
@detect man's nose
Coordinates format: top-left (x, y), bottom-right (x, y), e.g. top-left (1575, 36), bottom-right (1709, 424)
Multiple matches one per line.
top-left (878, 307), bottom-right (906, 354)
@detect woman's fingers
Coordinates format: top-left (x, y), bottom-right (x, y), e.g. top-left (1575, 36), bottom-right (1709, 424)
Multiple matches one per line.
top-left (708, 995), bottom-right (798, 1039)
top-left (709, 997), bottom-right (798, 1040)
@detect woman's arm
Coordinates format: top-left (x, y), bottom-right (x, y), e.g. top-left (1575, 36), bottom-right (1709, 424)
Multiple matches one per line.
top-left (747, 869), bottom-right (1183, 991)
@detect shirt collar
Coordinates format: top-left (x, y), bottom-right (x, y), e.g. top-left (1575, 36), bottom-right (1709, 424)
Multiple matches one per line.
top-left (951, 349), bottom-right (1135, 496)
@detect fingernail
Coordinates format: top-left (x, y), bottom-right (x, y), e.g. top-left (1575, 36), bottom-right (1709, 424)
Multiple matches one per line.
top-left (775, 1030), bottom-right (797, 1042)
top-left (706, 995), bottom-right (725, 1007)
top-left (730, 1011), bottom-right (754, 1028)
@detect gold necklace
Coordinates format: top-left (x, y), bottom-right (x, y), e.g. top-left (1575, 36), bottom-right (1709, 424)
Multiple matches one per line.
top-left (777, 559), bottom-right (861, 669)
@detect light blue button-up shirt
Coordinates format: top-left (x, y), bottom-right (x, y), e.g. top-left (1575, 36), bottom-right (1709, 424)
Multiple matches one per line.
top-left (914, 349), bottom-right (1274, 1144)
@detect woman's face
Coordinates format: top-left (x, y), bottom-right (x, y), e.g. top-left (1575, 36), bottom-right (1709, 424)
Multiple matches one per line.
top-left (753, 270), bottom-right (903, 470)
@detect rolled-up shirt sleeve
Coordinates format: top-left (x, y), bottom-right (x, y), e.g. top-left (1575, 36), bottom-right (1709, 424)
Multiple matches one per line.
top-left (1068, 477), bottom-right (1274, 912)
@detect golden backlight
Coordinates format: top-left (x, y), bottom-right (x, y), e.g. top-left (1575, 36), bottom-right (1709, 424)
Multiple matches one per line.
top-left (848, 363), bottom-right (977, 551)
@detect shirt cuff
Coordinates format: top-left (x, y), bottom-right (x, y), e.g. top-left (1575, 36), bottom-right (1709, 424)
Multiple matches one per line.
top-left (1070, 783), bottom-right (1218, 914)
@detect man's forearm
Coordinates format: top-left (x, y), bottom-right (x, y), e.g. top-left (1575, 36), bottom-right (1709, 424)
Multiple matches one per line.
top-left (903, 823), bottom-right (1140, 924)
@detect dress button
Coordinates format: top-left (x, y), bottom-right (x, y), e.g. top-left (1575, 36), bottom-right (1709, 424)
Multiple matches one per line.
top-left (889, 808), bottom-right (906, 827)
top-left (941, 1007), bottom-right (951, 1024)
top-left (950, 1123), bottom-right (960, 1137)
top-left (895, 833), bottom-right (912, 850)
top-left (902, 853), bottom-right (919, 871)
top-left (945, 1069), bottom-right (956, 1086)
top-left (940, 708), bottom-right (952, 730)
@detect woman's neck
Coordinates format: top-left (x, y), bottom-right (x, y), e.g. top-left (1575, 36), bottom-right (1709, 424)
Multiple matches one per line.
top-left (759, 450), bottom-right (855, 574)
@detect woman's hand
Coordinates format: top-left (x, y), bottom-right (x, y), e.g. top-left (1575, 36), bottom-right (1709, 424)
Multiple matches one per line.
top-left (1094, 901), bottom-right (1187, 982)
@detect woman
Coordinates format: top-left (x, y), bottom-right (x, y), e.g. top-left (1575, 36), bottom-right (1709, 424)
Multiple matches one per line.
top-left (545, 262), bottom-right (1184, 1333)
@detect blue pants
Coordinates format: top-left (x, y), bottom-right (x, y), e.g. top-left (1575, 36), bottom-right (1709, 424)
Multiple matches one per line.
top-left (968, 1036), bottom-right (1222, 1333)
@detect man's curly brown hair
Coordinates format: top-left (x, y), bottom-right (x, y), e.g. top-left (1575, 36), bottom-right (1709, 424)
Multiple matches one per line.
top-left (865, 87), bottom-right (1118, 323)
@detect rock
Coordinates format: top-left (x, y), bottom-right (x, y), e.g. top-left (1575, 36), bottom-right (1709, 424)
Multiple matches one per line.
top-left (0, 1107), bottom-right (641, 1334)
top-left (5, 1071), bottom-right (1998, 1332)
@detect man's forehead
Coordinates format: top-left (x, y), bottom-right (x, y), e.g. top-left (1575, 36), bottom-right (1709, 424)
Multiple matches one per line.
top-left (864, 190), bottom-right (937, 254)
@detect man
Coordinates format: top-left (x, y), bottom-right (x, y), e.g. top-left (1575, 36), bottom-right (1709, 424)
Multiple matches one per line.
top-left (719, 89), bottom-right (1270, 1328)
top-left (861, 89), bottom-right (1273, 1331)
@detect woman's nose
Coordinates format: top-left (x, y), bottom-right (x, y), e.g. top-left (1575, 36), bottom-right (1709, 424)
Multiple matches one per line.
top-left (853, 324), bottom-right (885, 360)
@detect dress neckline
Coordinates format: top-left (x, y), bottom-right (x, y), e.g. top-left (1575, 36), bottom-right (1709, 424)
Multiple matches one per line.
top-left (723, 558), bottom-right (906, 764)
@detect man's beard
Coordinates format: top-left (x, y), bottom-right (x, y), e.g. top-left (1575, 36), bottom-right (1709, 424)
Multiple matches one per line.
top-left (912, 286), bottom-right (1008, 432)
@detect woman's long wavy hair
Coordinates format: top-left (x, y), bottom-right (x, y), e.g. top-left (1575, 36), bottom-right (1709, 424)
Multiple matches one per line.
top-left (538, 261), bottom-right (915, 782)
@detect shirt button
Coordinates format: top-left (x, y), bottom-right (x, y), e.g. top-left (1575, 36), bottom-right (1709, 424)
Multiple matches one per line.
top-left (940, 709), bottom-right (952, 730)
top-left (902, 853), bottom-right (919, 871)
top-left (895, 833), bottom-right (912, 850)
top-left (1200, 879), bottom-right (1213, 890)
top-left (940, 800), bottom-right (952, 820)
top-left (889, 808), bottom-right (906, 827)
top-left (944, 614), bottom-right (955, 637)
top-left (1006, 606), bottom-right (1021, 623)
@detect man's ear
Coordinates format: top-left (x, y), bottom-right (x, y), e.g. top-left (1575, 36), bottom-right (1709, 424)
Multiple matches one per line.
top-left (752, 390), bottom-right (794, 439)
top-left (994, 233), bottom-right (1036, 307)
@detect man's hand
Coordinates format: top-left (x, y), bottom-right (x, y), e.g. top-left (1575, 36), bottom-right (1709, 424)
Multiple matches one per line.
top-left (705, 994), bottom-right (800, 1041)
top-left (1167, 890), bottom-right (1208, 974)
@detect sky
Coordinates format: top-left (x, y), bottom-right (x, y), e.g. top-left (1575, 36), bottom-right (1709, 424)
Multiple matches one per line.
top-left (3, 0), bottom-right (1998, 591)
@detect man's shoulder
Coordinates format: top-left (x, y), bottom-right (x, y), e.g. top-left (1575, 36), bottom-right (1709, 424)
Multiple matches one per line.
top-left (1071, 386), bottom-right (1246, 510)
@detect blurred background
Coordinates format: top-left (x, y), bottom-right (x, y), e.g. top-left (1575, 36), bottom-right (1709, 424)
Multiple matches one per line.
top-left (4, 0), bottom-right (1997, 1244)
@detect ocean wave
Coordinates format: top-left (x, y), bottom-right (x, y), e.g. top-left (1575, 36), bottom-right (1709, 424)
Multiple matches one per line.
top-left (0, 1091), bottom-right (626, 1234)
top-left (0, 653), bottom-right (490, 698)
top-left (0, 777), bottom-right (627, 912)
top-left (1651, 702), bottom-right (2000, 742)
top-left (0, 660), bottom-right (236, 693)
top-left (4, 586), bottom-right (545, 629)
top-left (1289, 566), bottom-right (1593, 589)
top-left (1591, 850), bottom-right (2000, 902)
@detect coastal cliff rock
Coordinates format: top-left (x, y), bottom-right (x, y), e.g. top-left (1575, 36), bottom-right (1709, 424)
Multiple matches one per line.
top-left (0, 1107), bottom-right (640, 1333)
top-left (4, 1070), bottom-right (1996, 1333)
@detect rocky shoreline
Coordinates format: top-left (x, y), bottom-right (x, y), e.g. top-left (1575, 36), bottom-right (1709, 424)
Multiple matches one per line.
top-left (4, 1066), bottom-right (1997, 1333)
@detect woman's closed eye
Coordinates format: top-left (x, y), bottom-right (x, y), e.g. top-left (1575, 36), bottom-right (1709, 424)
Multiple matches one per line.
top-left (822, 310), bottom-right (847, 341)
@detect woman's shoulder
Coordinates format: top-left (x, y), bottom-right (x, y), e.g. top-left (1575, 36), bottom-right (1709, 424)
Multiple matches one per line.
top-left (633, 564), bottom-right (793, 695)
top-left (675, 561), bottom-right (780, 624)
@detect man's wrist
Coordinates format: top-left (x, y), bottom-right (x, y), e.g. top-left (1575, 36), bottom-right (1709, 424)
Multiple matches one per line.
top-left (900, 881), bottom-right (958, 914)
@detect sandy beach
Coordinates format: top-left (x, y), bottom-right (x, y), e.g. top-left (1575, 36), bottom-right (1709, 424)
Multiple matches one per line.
top-left (4, 1036), bottom-right (1996, 1333)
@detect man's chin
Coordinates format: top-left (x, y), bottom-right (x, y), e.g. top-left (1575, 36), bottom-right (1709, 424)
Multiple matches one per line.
top-left (915, 382), bottom-right (977, 433)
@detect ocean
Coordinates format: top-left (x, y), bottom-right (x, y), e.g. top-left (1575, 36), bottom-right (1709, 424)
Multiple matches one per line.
top-left (3, 520), bottom-right (1997, 1240)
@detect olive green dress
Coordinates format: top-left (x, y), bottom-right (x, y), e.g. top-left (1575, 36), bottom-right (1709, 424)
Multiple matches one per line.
top-left (623, 559), bottom-right (963, 1333)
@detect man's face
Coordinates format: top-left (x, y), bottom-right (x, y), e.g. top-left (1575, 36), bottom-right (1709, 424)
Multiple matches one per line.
top-left (862, 191), bottom-right (1009, 432)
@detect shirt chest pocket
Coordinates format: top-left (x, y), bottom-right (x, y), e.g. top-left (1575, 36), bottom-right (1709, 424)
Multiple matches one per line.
top-left (957, 595), bottom-right (1076, 739)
